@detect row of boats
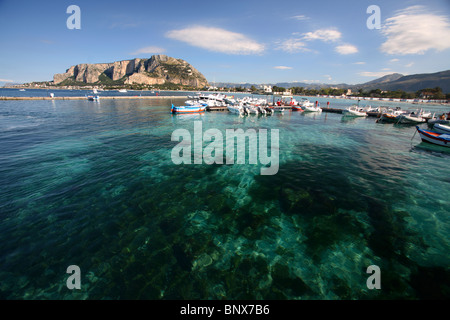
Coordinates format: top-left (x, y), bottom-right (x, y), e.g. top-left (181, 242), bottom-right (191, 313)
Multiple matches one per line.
top-left (171, 94), bottom-right (450, 149)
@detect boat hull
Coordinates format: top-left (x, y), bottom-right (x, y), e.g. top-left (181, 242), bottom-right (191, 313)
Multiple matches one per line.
top-left (292, 106), bottom-right (304, 111)
top-left (343, 110), bottom-right (366, 117)
top-left (303, 106), bottom-right (322, 112)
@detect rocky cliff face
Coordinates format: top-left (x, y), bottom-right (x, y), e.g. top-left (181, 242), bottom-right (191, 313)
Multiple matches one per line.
top-left (53, 55), bottom-right (208, 87)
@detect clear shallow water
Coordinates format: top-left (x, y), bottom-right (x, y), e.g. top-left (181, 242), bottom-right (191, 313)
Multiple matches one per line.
top-left (0, 97), bottom-right (449, 300)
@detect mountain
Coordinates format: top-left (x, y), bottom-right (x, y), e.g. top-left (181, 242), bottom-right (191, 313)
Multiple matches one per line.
top-left (359, 73), bottom-right (404, 86)
top-left (53, 55), bottom-right (208, 88)
top-left (354, 70), bottom-right (450, 93)
top-left (216, 70), bottom-right (450, 93)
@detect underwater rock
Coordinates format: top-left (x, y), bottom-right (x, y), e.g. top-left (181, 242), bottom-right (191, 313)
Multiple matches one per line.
top-left (193, 253), bottom-right (213, 270)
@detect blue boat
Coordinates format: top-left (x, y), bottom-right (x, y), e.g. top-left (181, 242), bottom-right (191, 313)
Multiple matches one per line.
top-left (416, 126), bottom-right (450, 148)
top-left (170, 103), bottom-right (207, 114)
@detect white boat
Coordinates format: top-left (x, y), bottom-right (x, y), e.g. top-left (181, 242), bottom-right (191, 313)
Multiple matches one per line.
top-left (227, 105), bottom-right (245, 115)
top-left (118, 89), bottom-right (127, 93)
top-left (300, 98), bottom-right (314, 108)
top-left (245, 105), bottom-right (260, 114)
top-left (197, 93), bottom-right (227, 107)
top-left (303, 101), bottom-right (322, 112)
top-left (397, 109), bottom-right (427, 124)
top-left (343, 105), bottom-right (367, 117)
top-left (93, 88), bottom-right (98, 94)
top-left (433, 123), bottom-right (450, 134)
top-left (19, 89), bottom-right (26, 91)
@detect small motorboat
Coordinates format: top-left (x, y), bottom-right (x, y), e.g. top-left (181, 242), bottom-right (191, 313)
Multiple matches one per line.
top-left (432, 123), bottom-right (450, 134)
top-left (342, 105), bottom-right (367, 117)
top-left (171, 103), bottom-right (206, 114)
top-left (227, 104), bottom-right (245, 115)
top-left (303, 101), bottom-right (322, 112)
top-left (416, 126), bottom-right (450, 148)
top-left (376, 108), bottom-right (407, 123)
top-left (396, 111), bottom-right (427, 124)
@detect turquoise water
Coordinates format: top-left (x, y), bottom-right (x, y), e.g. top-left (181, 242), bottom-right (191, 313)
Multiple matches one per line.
top-left (0, 97), bottom-right (449, 299)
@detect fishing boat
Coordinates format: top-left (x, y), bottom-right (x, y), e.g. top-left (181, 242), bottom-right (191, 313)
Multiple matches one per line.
top-left (171, 103), bottom-right (206, 114)
top-left (432, 123), bottom-right (450, 134)
top-left (342, 105), bottom-right (367, 117)
top-left (416, 126), bottom-right (450, 148)
top-left (118, 89), bottom-right (127, 93)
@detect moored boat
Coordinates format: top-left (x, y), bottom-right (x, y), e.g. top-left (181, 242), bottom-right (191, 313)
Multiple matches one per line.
top-left (432, 123), bottom-right (450, 134)
top-left (171, 103), bottom-right (206, 114)
top-left (303, 101), bottom-right (322, 112)
top-left (227, 104), bottom-right (245, 115)
top-left (87, 95), bottom-right (100, 101)
top-left (376, 108), bottom-right (406, 123)
top-left (342, 105), bottom-right (367, 117)
top-left (397, 110), bottom-right (427, 124)
top-left (292, 105), bottom-right (304, 111)
top-left (416, 126), bottom-right (450, 148)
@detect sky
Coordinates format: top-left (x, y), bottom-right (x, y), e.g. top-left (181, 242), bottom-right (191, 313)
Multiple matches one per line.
top-left (0, 0), bottom-right (450, 86)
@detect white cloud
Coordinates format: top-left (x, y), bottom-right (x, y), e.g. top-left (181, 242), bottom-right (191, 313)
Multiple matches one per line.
top-left (335, 44), bottom-right (358, 55)
top-left (302, 29), bottom-right (342, 42)
top-left (389, 58), bottom-right (399, 62)
top-left (278, 39), bottom-right (309, 53)
top-left (359, 71), bottom-right (396, 77)
top-left (405, 62), bottom-right (414, 67)
top-left (291, 15), bottom-right (309, 21)
top-left (324, 74), bottom-right (332, 81)
top-left (380, 5), bottom-right (450, 55)
top-left (0, 78), bottom-right (14, 82)
top-left (274, 66), bottom-right (292, 70)
top-left (353, 61), bottom-right (366, 65)
top-left (131, 46), bottom-right (166, 55)
top-left (300, 79), bottom-right (321, 83)
top-left (166, 26), bottom-right (264, 55)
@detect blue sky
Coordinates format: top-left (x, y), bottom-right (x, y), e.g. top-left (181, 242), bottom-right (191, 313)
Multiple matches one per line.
top-left (1, 0), bottom-right (450, 85)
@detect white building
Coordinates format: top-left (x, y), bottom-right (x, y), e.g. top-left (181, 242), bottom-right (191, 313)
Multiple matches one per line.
top-left (263, 85), bottom-right (272, 93)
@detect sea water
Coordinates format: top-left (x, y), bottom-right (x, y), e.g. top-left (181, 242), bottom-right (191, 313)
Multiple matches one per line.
top-left (0, 96), bottom-right (448, 299)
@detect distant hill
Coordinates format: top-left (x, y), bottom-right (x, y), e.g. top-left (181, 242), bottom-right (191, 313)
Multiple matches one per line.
top-left (53, 55), bottom-right (208, 88)
top-left (216, 70), bottom-right (450, 93)
top-left (360, 70), bottom-right (450, 93)
top-left (359, 73), bottom-right (404, 86)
